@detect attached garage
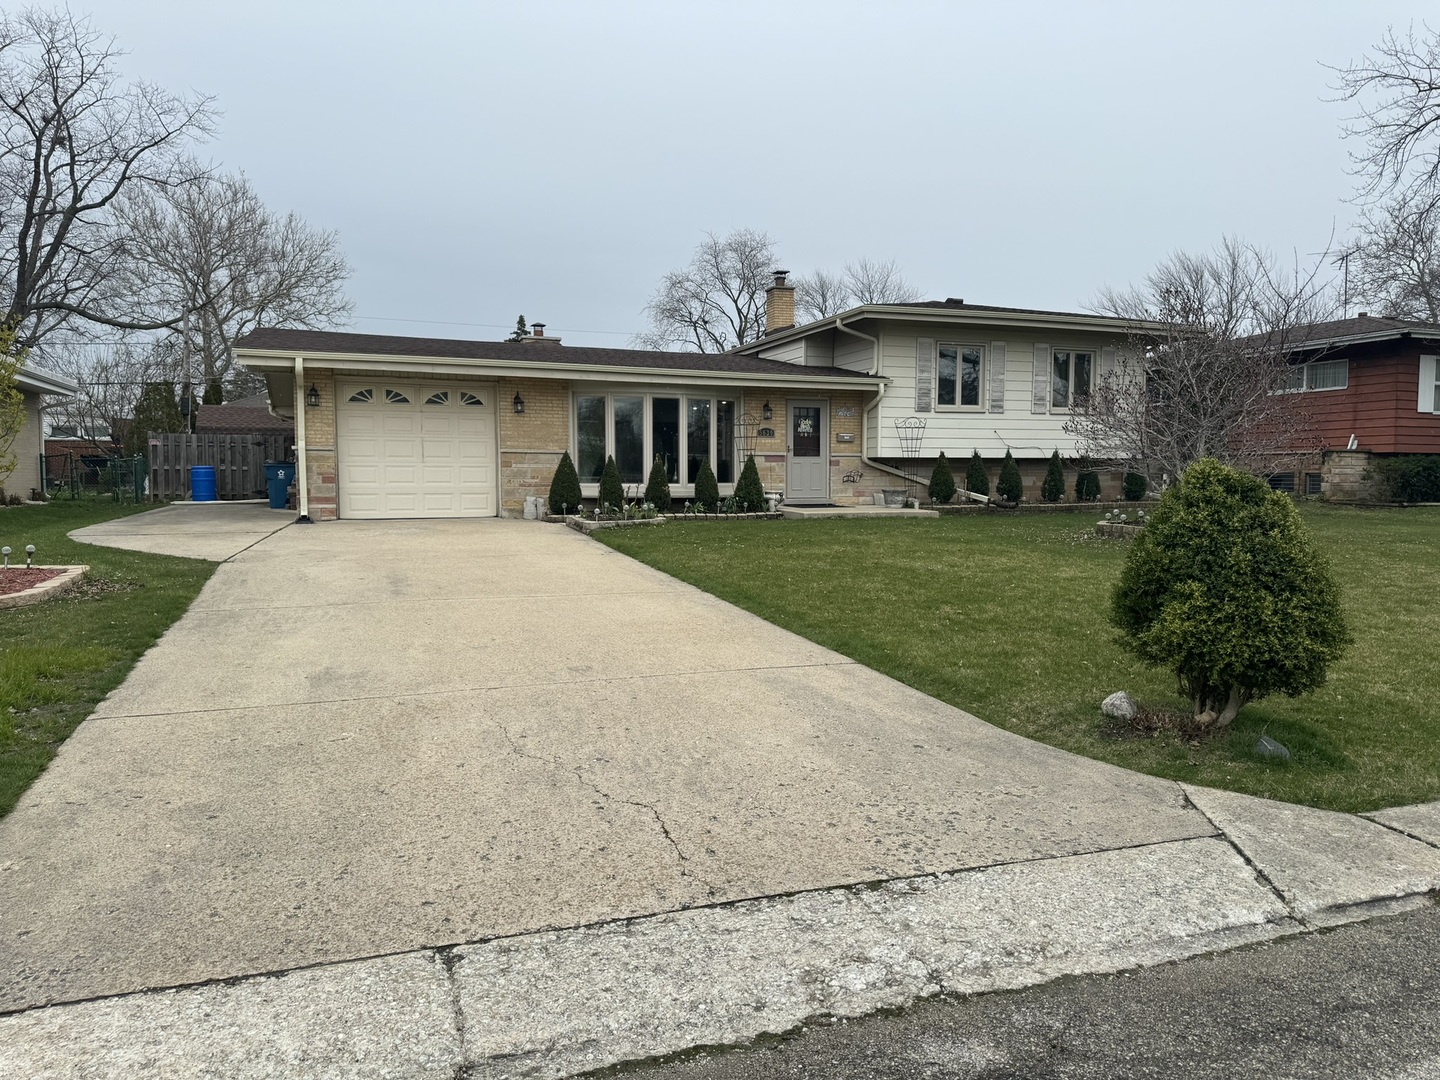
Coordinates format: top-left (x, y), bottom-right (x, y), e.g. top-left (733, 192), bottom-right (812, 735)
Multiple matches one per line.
top-left (336, 380), bottom-right (497, 518)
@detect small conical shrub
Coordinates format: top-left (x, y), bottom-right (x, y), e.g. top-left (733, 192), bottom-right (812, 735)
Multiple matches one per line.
top-left (1074, 456), bottom-right (1101, 502)
top-left (928, 451), bottom-right (956, 504)
top-left (1041, 450), bottom-right (1065, 502)
top-left (644, 454), bottom-right (672, 511)
top-left (1123, 471), bottom-right (1148, 501)
top-left (694, 458), bottom-right (719, 511)
top-left (966, 450), bottom-right (990, 497)
top-left (599, 454), bottom-right (624, 513)
top-left (733, 453), bottom-right (767, 512)
top-left (997, 450), bottom-right (1024, 503)
top-left (548, 449), bottom-right (583, 514)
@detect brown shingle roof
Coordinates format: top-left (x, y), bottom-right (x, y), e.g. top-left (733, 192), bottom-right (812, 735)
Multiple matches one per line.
top-left (1283, 314), bottom-right (1440, 346)
top-left (196, 403), bottom-right (293, 436)
top-left (234, 328), bottom-right (880, 380)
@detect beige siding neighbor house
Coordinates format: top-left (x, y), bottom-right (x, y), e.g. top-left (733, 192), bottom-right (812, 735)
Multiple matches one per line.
top-left (234, 277), bottom-right (1156, 520)
top-left (7, 364), bottom-right (78, 500)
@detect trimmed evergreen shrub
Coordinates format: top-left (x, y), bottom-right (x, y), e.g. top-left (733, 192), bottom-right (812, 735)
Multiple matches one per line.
top-left (1122, 471), bottom-right (1148, 501)
top-left (1040, 450), bottom-right (1065, 502)
top-left (997, 451), bottom-right (1023, 502)
top-left (599, 454), bottom-right (624, 512)
top-left (693, 458), bottom-right (719, 511)
top-left (733, 454), bottom-right (767, 512)
top-left (1373, 455), bottom-right (1440, 502)
top-left (966, 450), bottom-right (990, 497)
top-left (928, 451), bottom-right (956, 504)
top-left (644, 454), bottom-right (672, 511)
top-left (1111, 458), bottom-right (1349, 729)
top-left (1074, 456), bottom-right (1101, 502)
top-left (547, 449), bottom-right (583, 514)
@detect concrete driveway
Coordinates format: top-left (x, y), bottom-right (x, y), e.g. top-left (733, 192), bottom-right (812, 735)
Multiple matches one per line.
top-left (0, 512), bottom-right (1220, 1011)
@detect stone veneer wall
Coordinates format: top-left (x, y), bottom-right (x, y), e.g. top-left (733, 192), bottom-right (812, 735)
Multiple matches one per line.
top-left (301, 370), bottom-right (338, 520)
top-left (1321, 449), bottom-right (1380, 502)
top-left (497, 377), bottom-right (569, 516)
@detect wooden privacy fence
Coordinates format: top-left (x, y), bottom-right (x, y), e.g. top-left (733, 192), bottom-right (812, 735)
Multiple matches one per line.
top-left (148, 433), bottom-right (293, 501)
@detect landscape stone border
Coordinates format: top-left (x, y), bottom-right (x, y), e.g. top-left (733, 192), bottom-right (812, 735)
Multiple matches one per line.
top-left (553, 513), bottom-right (783, 534)
top-left (0, 565), bottom-right (88, 609)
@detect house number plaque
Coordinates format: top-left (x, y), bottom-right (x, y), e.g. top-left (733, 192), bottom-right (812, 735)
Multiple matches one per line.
top-left (758, 427), bottom-right (776, 438)
top-left (836, 407), bottom-right (857, 417)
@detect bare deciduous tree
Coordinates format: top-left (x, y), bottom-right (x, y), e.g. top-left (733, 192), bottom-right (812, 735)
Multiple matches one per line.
top-left (114, 170), bottom-right (352, 395)
top-left (635, 229), bottom-right (777, 351)
top-left (0, 7), bottom-right (215, 347)
top-left (1334, 24), bottom-right (1440, 209)
top-left (1347, 193), bottom-right (1440, 321)
top-left (840, 257), bottom-right (923, 306)
top-left (794, 268), bottom-right (851, 323)
top-left (1066, 238), bottom-right (1336, 485)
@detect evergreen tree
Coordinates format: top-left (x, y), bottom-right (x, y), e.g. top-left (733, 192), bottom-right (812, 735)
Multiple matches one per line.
top-left (733, 453), bottom-right (767, 511)
top-left (966, 450), bottom-right (990, 497)
top-left (693, 458), bottom-right (719, 511)
top-left (548, 449), bottom-right (583, 514)
top-left (508, 315), bottom-right (528, 341)
top-left (202, 380), bottom-right (224, 405)
top-left (1074, 456), bottom-right (1102, 502)
top-left (1112, 458), bottom-right (1349, 729)
top-left (127, 382), bottom-right (186, 456)
top-left (644, 454), bottom-right (673, 511)
top-left (997, 450), bottom-right (1023, 503)
top-left (928, 451), bottom-right (956, 504)
top-left (1041, 450), bottom-right (1065, 502)
top-left (1123, 471), bottom-right (1148, 500)
top-left (599, 454), bottom-right (624, 513)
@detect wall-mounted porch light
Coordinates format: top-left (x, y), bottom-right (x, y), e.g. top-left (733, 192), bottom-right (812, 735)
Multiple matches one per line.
top-left (305, 383), bottom-right (320, 408)
top-left (761, 400), bottom-right (773, 421)
top-left (513, 391), bottom-right (525, 414)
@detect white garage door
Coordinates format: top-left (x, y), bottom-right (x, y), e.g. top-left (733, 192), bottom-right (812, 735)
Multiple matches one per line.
top-left (337, 381), bottom-right (496, 518)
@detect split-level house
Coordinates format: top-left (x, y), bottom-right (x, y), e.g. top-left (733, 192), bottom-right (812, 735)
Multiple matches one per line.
top-left (233, 275), bottom-right (1154, 520)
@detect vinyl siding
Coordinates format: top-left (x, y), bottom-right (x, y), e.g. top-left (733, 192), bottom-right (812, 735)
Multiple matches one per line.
top-left (755, 338), bottom-right (806, 365)
top-left (1301, 342), bottom-right (1440, 453)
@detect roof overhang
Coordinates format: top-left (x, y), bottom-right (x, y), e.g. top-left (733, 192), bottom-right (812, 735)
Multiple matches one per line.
top-left (1288, 327), bottom-right (1440, 352)
top-left (15, 363), bottom-right (78, 396)
top-left (234, 346), bottom-right (886, 391)
top-left (737, 305), bottom-right (1169, 352)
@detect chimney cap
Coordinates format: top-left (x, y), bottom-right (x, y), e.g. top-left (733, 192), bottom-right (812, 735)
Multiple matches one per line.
top-left (1357, 311), bottom-right (1368, 318)
top-left (532, 322), bottom-right (546, 336)
top-left (771, 269), bottom-right (790, 288)
top-left (946, 297), bottom-right (965, 305)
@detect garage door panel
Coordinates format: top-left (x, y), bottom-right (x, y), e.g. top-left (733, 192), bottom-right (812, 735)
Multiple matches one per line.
top-left (338, 379), bottom-right (497, 519)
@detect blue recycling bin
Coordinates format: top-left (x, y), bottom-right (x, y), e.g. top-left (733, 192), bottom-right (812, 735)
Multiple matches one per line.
top-left (264, 461), bottom-right (295, 510)
top-left (190, 465), bottom-right (217, 502)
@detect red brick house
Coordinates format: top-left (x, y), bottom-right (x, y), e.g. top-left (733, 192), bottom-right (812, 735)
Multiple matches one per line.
top-left (1273, 314), bottom-right (1440, 499)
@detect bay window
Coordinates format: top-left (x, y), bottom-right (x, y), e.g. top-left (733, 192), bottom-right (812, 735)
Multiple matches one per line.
top-left (573, 392), bottom-right (738, 492)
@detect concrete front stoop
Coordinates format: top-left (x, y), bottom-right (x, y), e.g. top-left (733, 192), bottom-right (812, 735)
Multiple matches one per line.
top-left (5, 788), bottom-right (1439, 1079)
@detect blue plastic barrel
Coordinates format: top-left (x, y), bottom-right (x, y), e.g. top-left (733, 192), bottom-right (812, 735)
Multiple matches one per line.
top-left (190, 465), bottom-right (217, 502)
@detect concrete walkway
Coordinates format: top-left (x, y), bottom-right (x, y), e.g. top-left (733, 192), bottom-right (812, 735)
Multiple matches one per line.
top-left (3, 507), bottom-right (1439, 1077)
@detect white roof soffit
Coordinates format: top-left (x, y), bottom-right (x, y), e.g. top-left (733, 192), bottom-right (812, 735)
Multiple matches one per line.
top-left (15, 363), bottom-right (79, 396)
top-left (232, 348), bottom-right (885, 389)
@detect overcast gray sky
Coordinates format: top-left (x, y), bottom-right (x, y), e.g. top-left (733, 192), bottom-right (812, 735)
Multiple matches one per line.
top-left (81, 0), bottom-right (1420, 346)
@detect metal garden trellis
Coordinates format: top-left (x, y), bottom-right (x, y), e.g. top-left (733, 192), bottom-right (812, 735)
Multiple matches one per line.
top-left (894, 416), bottom-right (927, 503)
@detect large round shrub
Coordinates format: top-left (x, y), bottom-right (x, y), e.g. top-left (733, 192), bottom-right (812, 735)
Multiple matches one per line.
top-left (1110, 457), bottom-right (1349, 729)
top-left (548, 450), bottom-right (583, 514)
top-left (928, 451), bottom-right (956, 504)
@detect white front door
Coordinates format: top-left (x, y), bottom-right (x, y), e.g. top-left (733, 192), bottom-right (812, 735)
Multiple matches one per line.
top-left (785, 400), bottom-right (829, 504)
top-left (337, 381), bottom-right (496, 518)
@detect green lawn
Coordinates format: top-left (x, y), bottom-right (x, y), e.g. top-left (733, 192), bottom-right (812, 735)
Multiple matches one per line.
top-left (0, 500), bottom-right (214, 818)
top-left (597, 505), bottom-right (1440, 813)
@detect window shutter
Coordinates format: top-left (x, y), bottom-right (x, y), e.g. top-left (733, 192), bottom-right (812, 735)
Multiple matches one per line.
top-left (1420, 355), bottom-right (1438, 413)
top-left (988, 341), bottom-right (1006, 412)
top-left (1031, 343), bottom-right (1050, 413)
top-left (915, 337), bottom-right (935, 412)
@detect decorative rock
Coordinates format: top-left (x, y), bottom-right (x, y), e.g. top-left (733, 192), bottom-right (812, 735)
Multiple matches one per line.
top-left (1255, 734), bottom-right (1292, 762)
top-left (1101, 691), bottom-right (1138, 721)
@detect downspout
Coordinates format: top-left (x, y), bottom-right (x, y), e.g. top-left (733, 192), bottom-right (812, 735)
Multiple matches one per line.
top-left (833, 315), bottom-right (911, 482)
top-left (293, 355), bottom-right (311, 523)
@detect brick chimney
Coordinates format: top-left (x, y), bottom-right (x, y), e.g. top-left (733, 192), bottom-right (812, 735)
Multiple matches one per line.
top-left (764, 270), bottom-right (795, 336)
top-left (521, 321), bottom-right (560, 344)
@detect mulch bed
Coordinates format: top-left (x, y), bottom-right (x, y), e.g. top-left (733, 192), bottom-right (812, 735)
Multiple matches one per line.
top-left (0, 567), bottom-right (65, 596)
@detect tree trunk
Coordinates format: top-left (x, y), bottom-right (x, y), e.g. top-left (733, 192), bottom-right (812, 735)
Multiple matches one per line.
top-left (1193, 685), bottom-right (1246, 730)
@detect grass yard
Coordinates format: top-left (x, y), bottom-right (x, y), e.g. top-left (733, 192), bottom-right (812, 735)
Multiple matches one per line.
top-left (0, 500), bottom-right (214, 818)
top-left (598, 505), bottom-right (1440, 813)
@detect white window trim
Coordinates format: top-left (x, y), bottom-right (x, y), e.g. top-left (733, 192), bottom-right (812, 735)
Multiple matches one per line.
top-left (1278, 358), bottom-right (1350, 394)
top-left (572, 390), bottom-right (738, 499)
top-left (935, 342), bottom-right (986, 412)
top-left (1050, 347), bottom-right (1096, 413)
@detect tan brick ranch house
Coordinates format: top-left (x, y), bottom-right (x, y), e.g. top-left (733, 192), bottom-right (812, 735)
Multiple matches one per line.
top-left (7, 362), bottom-right (77, 500)
top-left (233, 275), bottom-right (1155, 519)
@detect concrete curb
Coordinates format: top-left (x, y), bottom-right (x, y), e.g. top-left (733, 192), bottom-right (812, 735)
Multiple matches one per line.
top-left (4, 795), bottom-right (1438, 1078)
top-left (0, 565), bottom-right (87, 609)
